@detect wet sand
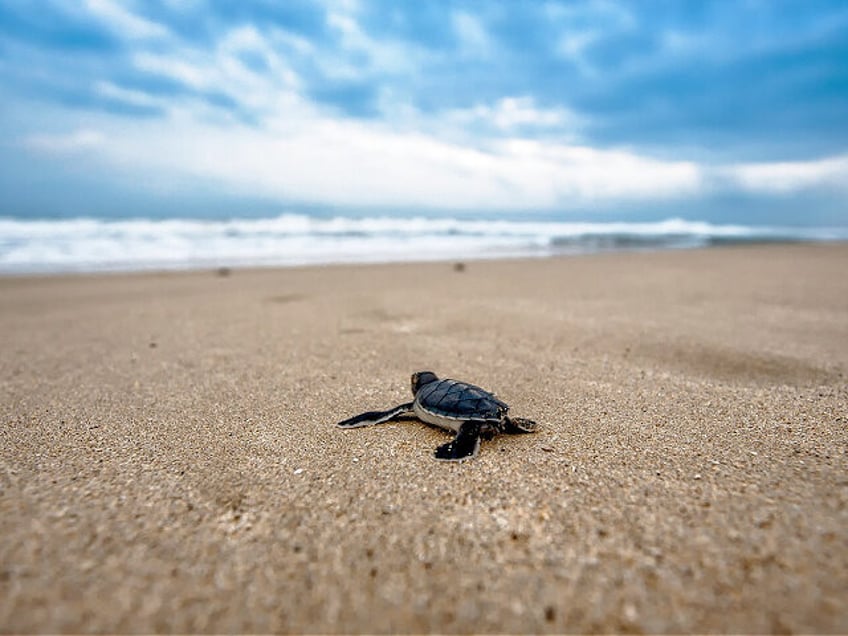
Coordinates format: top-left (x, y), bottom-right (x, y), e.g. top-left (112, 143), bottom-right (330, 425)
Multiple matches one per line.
top-left (1, 244), bottom-right (847, 633)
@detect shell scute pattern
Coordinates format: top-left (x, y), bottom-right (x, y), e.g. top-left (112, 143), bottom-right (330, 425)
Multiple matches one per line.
top-left (337, 371), bottom-right (538, 462)
top-left (417, 378), bottom-right (507, 420)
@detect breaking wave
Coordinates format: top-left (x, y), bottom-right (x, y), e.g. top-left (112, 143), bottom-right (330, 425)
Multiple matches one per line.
top-left (0, 214), bottom-right (845, 274)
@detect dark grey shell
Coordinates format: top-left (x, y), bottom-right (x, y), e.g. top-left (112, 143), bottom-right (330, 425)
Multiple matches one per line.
top-left (416, 378), bottom-right (508, 420)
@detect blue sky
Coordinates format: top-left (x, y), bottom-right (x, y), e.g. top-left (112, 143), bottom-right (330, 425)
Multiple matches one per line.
top-left (1, 0), bottom-right (847, 224)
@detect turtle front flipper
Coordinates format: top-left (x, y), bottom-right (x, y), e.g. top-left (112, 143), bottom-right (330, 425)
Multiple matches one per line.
top-left (336, 402), bottom-right (413, 429)
top-left (434, 421), bottom-right (481, 462)
top-left (503, 416), bottom-right (538, 434)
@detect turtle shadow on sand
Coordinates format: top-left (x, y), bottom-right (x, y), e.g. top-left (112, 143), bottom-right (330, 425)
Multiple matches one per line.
top-left (337, 371), bottom-right (538, 462)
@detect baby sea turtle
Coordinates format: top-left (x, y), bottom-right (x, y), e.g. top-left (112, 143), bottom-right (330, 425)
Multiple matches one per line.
top-left (336, 371), bottom-right (538, 461)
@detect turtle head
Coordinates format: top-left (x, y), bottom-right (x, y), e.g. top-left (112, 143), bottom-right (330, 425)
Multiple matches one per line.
top-left (411, 371), bottom-right (438, 395)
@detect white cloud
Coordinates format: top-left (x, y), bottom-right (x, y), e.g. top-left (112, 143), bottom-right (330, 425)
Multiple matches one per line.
top-left (452, 11), bottom-right (491, 57)
top-left (52, 105), bottom-right (701, 210)
top-left (504, 140), bottom-right (701, 202)
top-left (557, 30), bottom-right (599, 67)
top-left (95, 81), bottom-right (161, 108)
top-left (27, 107), bottom-right (847, 212)
top-left (131, 26), bottom-right (302, 115)
top-left (133, 52), bottom-right (209, 90)
top-left (217, 26), bottom-right (302, 92)
top-left (448, 96), bottom-right (581, 133)
top-left (23, 129), bottom-right (105, 153)
top-left (549, 0), bottom-right (636, 75)
top-left (727, 155), bottom-right (848, 194)
top-left (324, 10), bottom-right (426, 77)
top-left (84, 0), bottom-right (169, 39)
top-left (268, 27), bottom-right (315, 57)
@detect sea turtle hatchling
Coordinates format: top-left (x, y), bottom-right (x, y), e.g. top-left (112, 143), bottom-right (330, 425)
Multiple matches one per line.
top-left (336, 371), bottom-right (538, 461)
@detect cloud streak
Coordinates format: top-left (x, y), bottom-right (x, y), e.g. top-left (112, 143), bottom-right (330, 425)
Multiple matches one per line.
top-left (72, 112), bottom-right (703, 210)
top-left (23, 129), bottom-right (106, 153)
top-left (83, 0), bottom-right (169, 40)
top-left (728, 156), bottom-right (848, 195)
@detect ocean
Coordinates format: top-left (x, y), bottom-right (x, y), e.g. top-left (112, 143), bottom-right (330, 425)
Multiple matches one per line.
top-left (1, 213), bottom-right (846, 274)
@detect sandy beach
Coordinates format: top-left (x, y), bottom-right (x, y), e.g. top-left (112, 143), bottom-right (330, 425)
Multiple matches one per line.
top-left (1, 244), bottom-right (846, 633)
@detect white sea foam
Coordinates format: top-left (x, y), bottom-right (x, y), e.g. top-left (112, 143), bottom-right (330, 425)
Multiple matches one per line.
top-left (0, 214), bottom-right (844, 274)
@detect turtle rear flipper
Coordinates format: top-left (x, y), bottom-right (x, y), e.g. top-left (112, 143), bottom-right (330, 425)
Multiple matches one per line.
top-left (434, 421), bottom-right (481, 461)
top-left (503, 416), bottom-right (538, 434)
top-left (337, 402), bottom-right (413, 429)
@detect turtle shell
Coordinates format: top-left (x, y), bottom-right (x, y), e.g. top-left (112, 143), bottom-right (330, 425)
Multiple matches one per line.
top-left (415, 378), bottom-right (508, 421)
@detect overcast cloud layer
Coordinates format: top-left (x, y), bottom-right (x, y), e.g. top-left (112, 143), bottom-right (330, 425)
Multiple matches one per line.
top-left (1, 0), bottom-right (846, 224)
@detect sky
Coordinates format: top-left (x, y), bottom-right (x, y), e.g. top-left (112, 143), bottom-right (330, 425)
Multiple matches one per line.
top-left (1, 0), bottom-right (847, 225)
